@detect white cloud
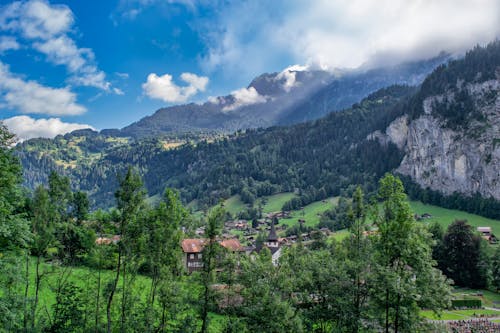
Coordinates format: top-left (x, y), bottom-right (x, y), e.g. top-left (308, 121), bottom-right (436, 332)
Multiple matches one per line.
top-left (3, 115), bottom-right (93, 142)
top-left (0, 36), bottom-right (20, 53)
top-left (142, 72), bottom-right (209, 103)
top-left (197, 0), bottom-right (500, 77)
top-left (275, 64), bottom-right (308, 92)
top-left (0, 0), bottom-right (116, 92)
top-left (0, 0), bottom-right (73, 39)
top-left (0, 61), bottom-right (86, 116)
top-left (222, 86), bottom-right (267, 112)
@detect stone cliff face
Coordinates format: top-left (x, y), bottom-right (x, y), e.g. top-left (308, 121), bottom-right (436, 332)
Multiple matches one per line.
top-left (370, 80), bottom-right (500, 200)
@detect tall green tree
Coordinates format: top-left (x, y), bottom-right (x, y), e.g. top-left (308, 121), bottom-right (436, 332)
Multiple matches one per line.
top-left (200, 205), bottom-right (225, 333)
top-left (371, 174), bottom-right (451, 333)
top-left (491, 245), bottom-right (500, 291)
top-left (143, 188), bottom-right (187, 331)
top-left (342, 186), bottom-right (372, 332)
top-left (106, 167), bottom-right (146, 333)
top-left (0, 123), bottom-right (30, 331)
top-left (438, 220), bottom-right (490, 288)
top-left (29, 185), bottom-right (55, 330)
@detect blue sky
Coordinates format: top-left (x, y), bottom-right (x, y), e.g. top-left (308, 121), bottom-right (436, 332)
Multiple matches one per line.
top-left (1, 0), bottom-right (499, 140)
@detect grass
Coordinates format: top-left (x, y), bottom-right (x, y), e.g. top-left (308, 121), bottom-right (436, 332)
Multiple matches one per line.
top-left (410, 201), bottom-right (500, 235)
top-left (222, 195), bottom-right (249, 216)
top-left (258, 193), bottom-right (296, 213)
top-left (453, 288), bottom-right (500, 308)
top-left (420, 308), bottom-right (500, 320)
top-left (280, 197), bottom-right (338, 227)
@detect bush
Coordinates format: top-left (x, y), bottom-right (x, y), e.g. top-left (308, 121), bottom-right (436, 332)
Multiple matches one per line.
top-left (451, 299), bottom-right (481, 309)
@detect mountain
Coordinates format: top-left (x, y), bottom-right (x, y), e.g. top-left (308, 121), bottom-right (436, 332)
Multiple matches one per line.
top-left (16, 42), bottom-right (500, 217)
top-left (368, 43), bottom-right (500, 201)
top-left (120, 55), bottom-right (448, 137)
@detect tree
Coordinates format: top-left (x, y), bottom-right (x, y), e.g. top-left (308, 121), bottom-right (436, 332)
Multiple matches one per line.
top-left (342, 186), bottom-right (372, 332)
top-left (237, 249), bottom-right (303, 333)
top-left (143, 188), bottom-right (187, 331)
top-left (0, 123), bottom-right (30, 331)
top-left (200, 205), bottom-right (225, 333)
top-left (73, 191), bottom-right (89, 224)
top-left (438, 220), bottom-right (490, 288)
top-left (29, 185), bottom-right (55, 330)
top-left (371, 174), bottom-right (451, 333)
top-left (491, 246), bottom-right (500, 291)
top-left (106, 167), bottom-right (146, 333)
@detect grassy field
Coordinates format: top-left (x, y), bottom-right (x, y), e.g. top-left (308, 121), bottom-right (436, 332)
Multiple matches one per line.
top-left (420, 308), bottom-right (500, 320)
top-left (223, 195), bottom-right (249, 216)
top-left (258, 193), bottom-right (296, 213)
top-left (453, 288), bottom-right (500, 308)
top-left (280, 197), bottom-right (338, 227)
top-left (410, 201), bottom-right (500, 235)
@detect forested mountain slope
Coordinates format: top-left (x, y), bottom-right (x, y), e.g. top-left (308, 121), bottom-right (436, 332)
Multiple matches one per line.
top-left (16, 42), bottom-right (500, 214)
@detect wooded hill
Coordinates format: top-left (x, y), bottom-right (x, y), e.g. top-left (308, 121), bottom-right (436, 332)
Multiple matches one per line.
top-left (16, 42), bottom-right (500, 216)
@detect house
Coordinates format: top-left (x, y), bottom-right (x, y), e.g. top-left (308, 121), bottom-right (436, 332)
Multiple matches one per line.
top-left (181, 239), bottom-right (206, 273)
top-left (181, 238), bottom-right (244, 273)
top-left (477, 227), bottom-right (498, 244)
top-left (95, 235), bottom-right (121, 245)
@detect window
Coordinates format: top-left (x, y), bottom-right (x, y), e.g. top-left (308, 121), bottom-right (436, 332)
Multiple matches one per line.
top-left (198, 253), bottom-right (203, 259)
top-left (190, 254), bottom-right (195, 259)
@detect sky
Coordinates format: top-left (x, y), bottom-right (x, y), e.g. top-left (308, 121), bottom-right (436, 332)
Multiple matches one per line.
top-left (0, 0), bottom-right (499, 141)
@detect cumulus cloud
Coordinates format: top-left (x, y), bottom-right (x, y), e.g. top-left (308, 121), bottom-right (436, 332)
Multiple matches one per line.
top-left (222, 86), bottom-right (267, 112)
top-left (197, 0), bottom-right (500, 77)
top-left (0, 61), bottom-right (86, 116)
top-left (3, 115), bottom-right (93, 142)
top-left (142, 72), bottom-right (209, 103)
top-left (0, 36), bottom-right (20, 53)
top-left (0, 0), bottom-right (115, 92)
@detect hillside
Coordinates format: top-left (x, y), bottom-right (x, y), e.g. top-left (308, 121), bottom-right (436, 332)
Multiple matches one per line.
top-left (16, 43), bottom-right (500, 215)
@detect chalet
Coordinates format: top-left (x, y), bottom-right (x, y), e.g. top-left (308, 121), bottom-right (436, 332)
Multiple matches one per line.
top-left (181, 238), bottom-right (244, 273)
top-left (477, 227), bottom-right (498, 244)
top-left (95, 235), bottom-right (120, 245)
top-left (181, 239), bottom-right (205, 273)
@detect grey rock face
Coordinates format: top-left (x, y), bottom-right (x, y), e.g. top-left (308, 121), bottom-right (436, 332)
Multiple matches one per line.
top-left (372, 80), bottom-right (500, 199)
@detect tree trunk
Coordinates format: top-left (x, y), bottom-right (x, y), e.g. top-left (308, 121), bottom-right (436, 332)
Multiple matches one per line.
top-left (31, 255), bottom-right (41, 330)
top-left (385, 288), bottom-right (390, 333)
top-left (394, 293), bottom-right (401, 333)
top-left (23, 253), bottom-right (30, 333)
top-left (120, 260), bottom-right (127, 332)
top-left (95, 263), bottom-right (101, 333)
top-left (107, 249), bottom-right (121, 333)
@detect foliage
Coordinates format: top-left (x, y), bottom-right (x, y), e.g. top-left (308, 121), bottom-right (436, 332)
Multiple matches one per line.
top-left (436, 220), bottom-right (490, 289)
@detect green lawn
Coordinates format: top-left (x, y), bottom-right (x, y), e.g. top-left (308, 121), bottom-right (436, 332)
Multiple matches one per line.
top-left (280, 197), bottom-right (338, 227)
top-left (420, 308), bottom-right (500, 320)
top-left (453, 288), bottom-right (500, 308)
top-left (222, 195), bottom-right (249, 216)
top-left (258, 193), bottom-right (296, 213)
top-left (410, 201), bottom-right (500, 235)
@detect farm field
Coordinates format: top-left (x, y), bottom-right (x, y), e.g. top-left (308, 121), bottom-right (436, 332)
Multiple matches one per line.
top-left (410, 201), bottom-right (500, 235)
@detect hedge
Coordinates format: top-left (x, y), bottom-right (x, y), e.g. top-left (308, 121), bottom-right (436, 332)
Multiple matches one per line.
top-left (451, 299), bottom-right (482, 309)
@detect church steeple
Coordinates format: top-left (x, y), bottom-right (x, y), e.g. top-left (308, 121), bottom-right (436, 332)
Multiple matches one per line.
top-left (267, 217), bottom-right (278, 245)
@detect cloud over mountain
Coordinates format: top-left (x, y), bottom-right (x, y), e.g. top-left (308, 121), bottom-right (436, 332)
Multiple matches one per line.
top-left (196, 0), bottom-right (500, 78)
top-left (142, 72), bottom-right (209, 103)
top-left (3, 115), bottom-right (93, 141)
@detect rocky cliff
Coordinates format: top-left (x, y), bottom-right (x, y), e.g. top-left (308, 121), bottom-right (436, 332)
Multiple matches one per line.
top-left (371, 79), bottom-right (500, 200)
